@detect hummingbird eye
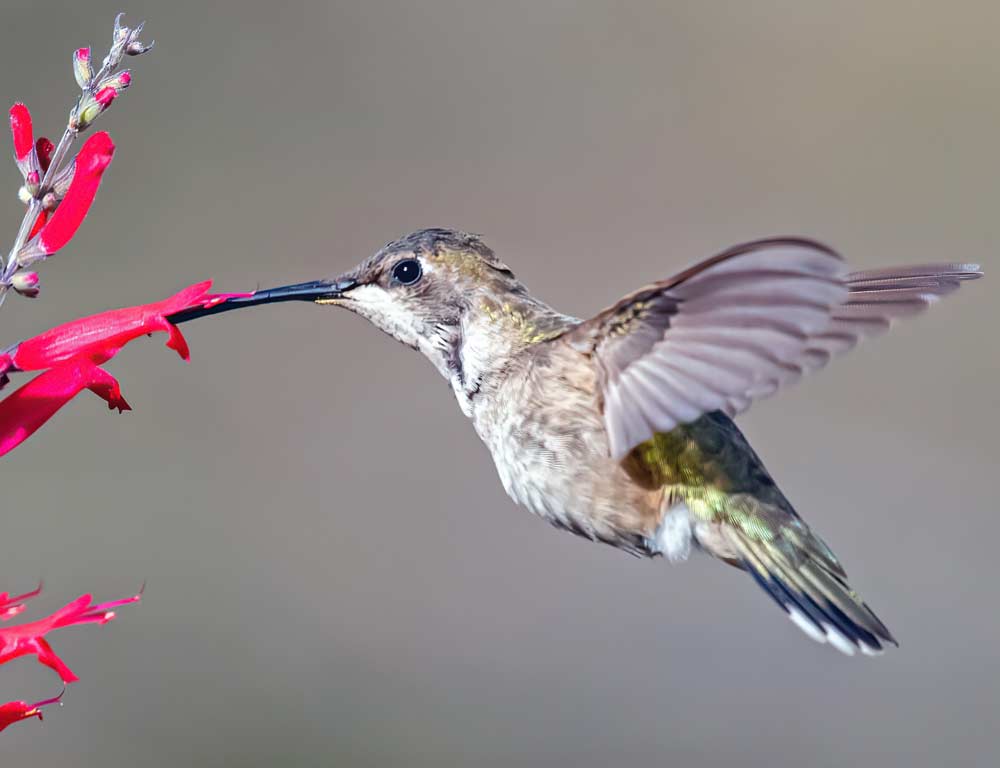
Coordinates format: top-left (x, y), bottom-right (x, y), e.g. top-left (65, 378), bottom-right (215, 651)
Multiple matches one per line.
top-left (390, 258), bottom-right (423, 286)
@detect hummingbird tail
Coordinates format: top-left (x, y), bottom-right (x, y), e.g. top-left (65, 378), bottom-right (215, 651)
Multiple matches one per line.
top-left (722, 525), bottom-right (898, 656)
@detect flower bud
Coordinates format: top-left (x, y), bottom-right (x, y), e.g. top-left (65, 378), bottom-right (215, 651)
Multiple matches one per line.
top-left (103, 14), bottom-right (150, 71)
top-left (76, 88), bottom-right (116, 129)
top-left (126, 39), bottom-right (154, 56)
top-left (76, 70), bottom-right (132, 129)
top-left (24, 170), bottom-right (40, 198)
top-left (35, 137), bottom-right (54, 173)
top-left (16, 171), bottom-right (40, 203)
top-left (12, 271), bottom-right (39, 289)
top-left (74, 103), bottom-right (95, 131)
top-left (94, 86), bottom-right (117, 108)
top-left (11, 271), bottom-right (40, 298)
top-left (73, 47), bottom-right (93, 89)
top-left (41, 191), bottom-right (58, 211)
top-left (96, 70), bottom-right (131, 95)
top-left (113, 12), bottom-right (130, 43)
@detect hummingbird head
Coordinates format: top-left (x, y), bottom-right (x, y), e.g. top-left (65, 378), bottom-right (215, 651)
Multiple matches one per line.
top-left (168, 228), bottom-right (567, 388)
top-left (317, 228), bottom-right (521, 354)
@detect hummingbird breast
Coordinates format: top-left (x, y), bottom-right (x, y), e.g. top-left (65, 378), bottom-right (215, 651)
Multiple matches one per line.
top-left (468, 340), bottom-right (663, 555)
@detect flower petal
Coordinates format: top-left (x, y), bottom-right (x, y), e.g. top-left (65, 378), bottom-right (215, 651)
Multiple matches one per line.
top-left (0, 691), bottom-right (62, 733)
top-left (0, 590), bottom-right (141, 684)
top-left (3, 281), bottom-right (216, 373)
top-left (35, 136), bottom-right (54, 173)
top-left (0, 359), bottom-right (129, 457)
top-left (30, 132), bottom-right (115, 258)
top-left (0, 583), bottom-right (43, 621)
top-left (31, 637), bottom-right (79, 683)
top-left (0, 701), bottom-right (42, 732)
top-left (0, 281), bottom-right (248, 453)
top-left (73, 47), bottom-right (93, 89)
top-left (27, 210), bottom-right (48, 240)
top-left (8, 103), bottom-right (34, 168)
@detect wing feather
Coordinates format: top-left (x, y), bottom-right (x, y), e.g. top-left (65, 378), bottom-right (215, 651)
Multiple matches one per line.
top-left (569, 238), bottom-right (981, 458)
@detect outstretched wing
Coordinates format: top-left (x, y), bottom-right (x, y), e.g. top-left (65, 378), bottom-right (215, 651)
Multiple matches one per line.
top-left (568, 238), bottom-right (981, 458)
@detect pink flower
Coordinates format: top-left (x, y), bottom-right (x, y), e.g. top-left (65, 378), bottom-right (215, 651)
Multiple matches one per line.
top-left (0, 690), bottom-right (64, 733)
top-left (8, 104), bottom-right (54, 183)
top-left (5, 281), bottom-right (213, 371)
top-left (8, 102), bottom-right (102, 250)
top-left (0, 282), bottom-right (250, 457)
top-left (0, 14), bottom-right (161, 739)
top-left (0, 585), bottom-right (139, 733)
top-left (0, 357), bottom-right (131, 455)
top-left (0, 590), bottom-right (142, 684)
top-left (7, 105), bottom-right (117, 264)
top-left (1, 584), bottom-right (43, 621)
top-left (17, 131), bottom-right (116, 264)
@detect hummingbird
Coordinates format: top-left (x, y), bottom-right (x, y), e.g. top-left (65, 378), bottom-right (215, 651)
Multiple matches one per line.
top-left (172, 228), bottom-right (981, 656)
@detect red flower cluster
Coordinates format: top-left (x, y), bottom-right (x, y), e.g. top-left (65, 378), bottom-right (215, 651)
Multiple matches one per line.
top-left (10, 103), bottom-right (63, 243)
top-left (0, 15), bottom-right (242, 735)
top-left (9, 103), bottom-right (117, 267)
top-left (4, 98), bottom-right (251, 458)
top-left (0, 281), bottom-right (248, 457)
top-left (0, 585), bottom-right (142, 732)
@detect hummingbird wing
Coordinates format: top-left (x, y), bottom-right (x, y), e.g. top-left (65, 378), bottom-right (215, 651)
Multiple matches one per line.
top-left (569, 238), bottom-right (981, 458)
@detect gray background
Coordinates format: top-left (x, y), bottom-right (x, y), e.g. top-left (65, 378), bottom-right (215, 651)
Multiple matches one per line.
top-left (1, 1), bottom-right (997, 766)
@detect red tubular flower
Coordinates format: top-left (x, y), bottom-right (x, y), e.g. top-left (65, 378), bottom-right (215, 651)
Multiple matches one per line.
top-left (1, 584), bottom-right (43, 621)
top-left (0, 282), bottom-right (250, 457)
top-left (28, 131), bottom-right (115, 259)
top-left (0, 690), bottom-right (64, 733)
top-left (4, 281), bottom-right (216, 372)
top-left (0, 585), bottom-right (139, 735)
top-left (8, 104), bottom-right (53, 196)
top-left (0, 358), bottom-right (130, 456)
top-left (0, 591), bottom-right (141, 683)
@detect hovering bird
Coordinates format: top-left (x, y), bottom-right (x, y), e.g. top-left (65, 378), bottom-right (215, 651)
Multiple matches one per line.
top-left (172, 229), bottom-right (981, 655)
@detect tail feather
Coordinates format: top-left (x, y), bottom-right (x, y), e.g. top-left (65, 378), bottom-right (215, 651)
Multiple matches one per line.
top-left (669, 412), bottom-right (899, 657)
top-left (723, 525), bottom-right (897, 657)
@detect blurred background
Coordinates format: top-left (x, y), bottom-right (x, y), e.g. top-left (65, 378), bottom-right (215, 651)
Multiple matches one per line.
top-left (1, 1), bottom-right (997, 765)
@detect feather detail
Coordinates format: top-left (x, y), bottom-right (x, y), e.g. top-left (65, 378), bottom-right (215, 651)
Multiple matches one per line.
top-left (568, 239), bottom-right (982, 458)
top-left (804, 263), bottom-right (983, 362)
top-left (729, 527), bottom-right (897, 656)
top-left (633, 411), bottom-right (895, 657)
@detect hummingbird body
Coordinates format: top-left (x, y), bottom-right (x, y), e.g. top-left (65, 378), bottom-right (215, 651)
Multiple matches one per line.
top-left (466, 328), bottom-right (661, 554)
top-left (173, 228), bottom-right (982, 656)
top-left (451, 305), bottom-right (816, 570)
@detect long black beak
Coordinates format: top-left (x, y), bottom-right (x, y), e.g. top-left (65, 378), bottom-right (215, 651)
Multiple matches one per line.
top-left (168, 278), bottom-right (356, 325)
